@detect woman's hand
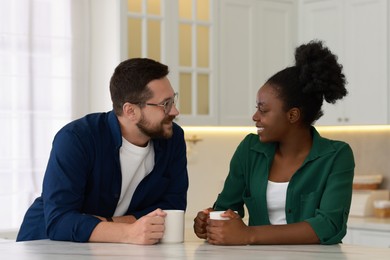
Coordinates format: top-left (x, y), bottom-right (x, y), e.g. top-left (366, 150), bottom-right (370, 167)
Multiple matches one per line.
top-left (206, 209), bottom-right (249, 245)
top-left (193, 207), bottom-right (213, 239)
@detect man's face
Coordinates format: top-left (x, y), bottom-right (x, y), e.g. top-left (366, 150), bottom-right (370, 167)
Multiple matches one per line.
top-left (137, 77), bottom-right (179, 139)
top-left (136, 111), bottom-right (176, 139)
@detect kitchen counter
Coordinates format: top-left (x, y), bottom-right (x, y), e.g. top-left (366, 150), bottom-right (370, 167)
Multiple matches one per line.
top-left (348, 216), bottom-right (390, 231)
top-left (344, 216), bottom-right (390, 247)
top-left (1, 239), bottom-right (390, 260)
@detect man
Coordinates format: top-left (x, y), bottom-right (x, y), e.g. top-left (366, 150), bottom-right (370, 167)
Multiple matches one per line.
top-left (17, 58), bottom-right (188, 245)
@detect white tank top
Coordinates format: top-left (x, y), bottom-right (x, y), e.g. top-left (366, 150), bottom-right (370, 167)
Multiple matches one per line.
top-left (266, 180), bottom-right (289, 225)
top-left (114, 138), bottom-right (155, 216)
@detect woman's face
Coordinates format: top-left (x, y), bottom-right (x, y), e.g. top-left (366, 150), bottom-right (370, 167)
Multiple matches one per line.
top-left (252, 84), bottom-right (290, 142)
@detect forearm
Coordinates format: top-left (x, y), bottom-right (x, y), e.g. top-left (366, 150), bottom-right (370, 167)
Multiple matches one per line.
top-left (247, 222), bottom-right (319, 245)
top-left (89, 209), bottom-right (166, 244)
top-left (111, 215), bottom-right (137, 224)
top-left (89, 222), bottom-right (131, 243)
top-left (95, 215), bottom-right (137, 224)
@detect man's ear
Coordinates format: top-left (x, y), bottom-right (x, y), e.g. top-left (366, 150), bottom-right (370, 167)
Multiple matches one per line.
top-left (122, 102), bottom-right (138, 120)
top-left (287, 107), bottom-right (300, 123)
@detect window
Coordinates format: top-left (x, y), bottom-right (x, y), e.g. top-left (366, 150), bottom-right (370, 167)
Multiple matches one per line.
top-left (125, 0), bottom-right (164, 61)
top-left (123, 0), bottom-right (217, 125)
top-left (0, 0), bottom-right (88, 232)
top-left (178, 0), bottom-right (212, 117)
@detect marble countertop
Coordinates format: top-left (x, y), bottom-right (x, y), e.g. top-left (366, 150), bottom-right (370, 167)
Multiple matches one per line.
top-left (348, 216), bottom-right (390, 231)
top-left (1, 239), bottom-right (390, 260)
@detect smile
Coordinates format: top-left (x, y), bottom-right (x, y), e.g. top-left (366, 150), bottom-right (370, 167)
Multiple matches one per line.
top-left (257, 127), bottom-right (264, 133)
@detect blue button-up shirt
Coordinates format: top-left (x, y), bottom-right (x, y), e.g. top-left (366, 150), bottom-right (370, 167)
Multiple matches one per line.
top-left (17, 111), bottom-right (188, 242)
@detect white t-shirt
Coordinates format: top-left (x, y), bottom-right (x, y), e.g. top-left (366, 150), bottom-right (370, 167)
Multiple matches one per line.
top-left (266, 180), bottom-right (289, 225)
top-left (114, 138), bottom-right (155, 216)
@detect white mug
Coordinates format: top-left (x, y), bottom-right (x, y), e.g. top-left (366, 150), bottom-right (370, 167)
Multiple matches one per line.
top-left (161, 210), bottom-right (185, 243)
top-left (209, 211), bottom-right (230, 220)
top-left (209, 210), bottom-right (238, 220)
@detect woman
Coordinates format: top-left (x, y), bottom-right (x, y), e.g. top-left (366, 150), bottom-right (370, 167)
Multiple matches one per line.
top-left (193, 40), bottom-right (355, 245)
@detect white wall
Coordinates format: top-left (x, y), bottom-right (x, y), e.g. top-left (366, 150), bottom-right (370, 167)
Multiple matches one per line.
top-left (88, 0), bottom-right (122, 113)
top-left (183, 128), bottom-right (251, 241)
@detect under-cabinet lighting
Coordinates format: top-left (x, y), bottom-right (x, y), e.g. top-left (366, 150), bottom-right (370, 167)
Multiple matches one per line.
top-left (183, 126), bottom-right (256, 133)
top-left (182, 125), bottom-right (390, 133)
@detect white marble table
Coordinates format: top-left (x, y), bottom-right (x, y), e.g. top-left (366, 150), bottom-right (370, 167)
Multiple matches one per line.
top-left (1, 239), bottom-right (389, 260)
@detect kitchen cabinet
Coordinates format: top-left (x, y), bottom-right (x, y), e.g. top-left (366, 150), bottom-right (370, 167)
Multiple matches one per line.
top-left (120, 0), bottom-right (389, 126)
top-left (299, 0), bottom-right (389, 125)
top-left (122, 0), bottom-right (219, 126)
top-left (121, 0), bottom-right (297, 126)
top-left (176, 0), bottom-right (297, 125)
top-left (219, 0), bottom-right (297, 125)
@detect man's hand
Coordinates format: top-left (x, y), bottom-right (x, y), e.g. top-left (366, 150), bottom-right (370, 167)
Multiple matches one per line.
top-left (125, 208), bottom-right (167, 244)
top-left (89, 208), bottom-right (167, 244)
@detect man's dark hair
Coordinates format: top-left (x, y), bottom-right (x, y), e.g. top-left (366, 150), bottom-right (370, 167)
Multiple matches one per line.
top-left (110, 58), bottom-right (169, 115)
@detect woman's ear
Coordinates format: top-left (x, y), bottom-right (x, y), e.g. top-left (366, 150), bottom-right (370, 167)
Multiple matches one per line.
top-left (288, 108), bottom-right (300, 123)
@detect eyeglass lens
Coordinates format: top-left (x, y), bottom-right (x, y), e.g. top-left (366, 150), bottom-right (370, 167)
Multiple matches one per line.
top-left (164, 93), bottom-right (178, 114)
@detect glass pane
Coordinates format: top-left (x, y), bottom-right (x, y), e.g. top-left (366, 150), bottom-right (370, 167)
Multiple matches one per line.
top-left (196, 25), bottom-right (209, 68)
top-left (179, 0), bottom-right (192, 19)
top-left (128, 0), bottom-right (142, 13)
top-left (197, 0), bottom-right (209, 21)
top-left (147, 20), bottom-right (161, 61)
top-left (179, 24), bottom-right (192, 66)
top-left (128, 18), bottom-right (142, 58)
top-left (179, 73), bottom-right (192, 114)
top-left (147, 0), bottom-right (160, 15)
top-left (197, 74), bottom-right (209, 115)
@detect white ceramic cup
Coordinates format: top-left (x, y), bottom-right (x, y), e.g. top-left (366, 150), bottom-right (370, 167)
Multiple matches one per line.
top-left (209, 211), bottom-right (231, 220)
top-left (161, 210), bottom-right (185, 243)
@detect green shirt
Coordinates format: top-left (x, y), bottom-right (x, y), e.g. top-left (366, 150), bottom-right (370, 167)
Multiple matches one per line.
top-left (214, 127), bottom-right (355, 244)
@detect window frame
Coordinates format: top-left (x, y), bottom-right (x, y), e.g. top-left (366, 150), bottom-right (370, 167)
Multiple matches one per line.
top-left (120, 0), bottom-right (219, 125)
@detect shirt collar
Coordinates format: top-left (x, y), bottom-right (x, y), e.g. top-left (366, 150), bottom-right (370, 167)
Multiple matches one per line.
top-left (249, 126), bottom-right (335, 162)
top-left (306, 126), bottom-right (336, 161)
top-left (108, 110), bottom-right (123, 150)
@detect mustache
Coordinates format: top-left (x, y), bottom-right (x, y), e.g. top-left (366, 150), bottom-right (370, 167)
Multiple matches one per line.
top-left (163, 115), bottom-right (176, 123)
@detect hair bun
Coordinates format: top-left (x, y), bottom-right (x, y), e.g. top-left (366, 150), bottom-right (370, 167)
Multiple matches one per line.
top-left (295, 40), bottom-right (347, 104)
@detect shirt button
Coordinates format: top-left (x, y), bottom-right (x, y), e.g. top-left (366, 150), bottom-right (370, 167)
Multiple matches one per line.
top-left (288, 209), bottom-right (292, 213)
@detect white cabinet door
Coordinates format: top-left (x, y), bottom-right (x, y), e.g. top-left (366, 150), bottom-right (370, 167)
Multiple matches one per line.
top-left (300, 0), bottom-right (388, 125)
top-left (219, 0), bottom-right (297, 125)
top-left (299, 0), bottom-right (346, 125)
top-left (343, 0), bottom-right (388, 125)
top-left (219, 0), bottom-right (255, 126)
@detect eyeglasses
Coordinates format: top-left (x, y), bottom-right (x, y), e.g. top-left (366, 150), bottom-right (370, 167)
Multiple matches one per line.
top-left (144, 92), bottom-right (178, 114)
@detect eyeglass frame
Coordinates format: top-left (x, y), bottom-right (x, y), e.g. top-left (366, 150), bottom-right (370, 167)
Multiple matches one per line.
top-left (143, 92), bottom-right (178, 114)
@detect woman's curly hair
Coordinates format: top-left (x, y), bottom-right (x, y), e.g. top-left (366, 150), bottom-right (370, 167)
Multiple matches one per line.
top-left (266, 40), bottom-right (347, 125)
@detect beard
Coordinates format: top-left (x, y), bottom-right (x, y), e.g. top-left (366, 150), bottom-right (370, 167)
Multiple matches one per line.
top-left (136, 113), bottom-right (176, 139)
